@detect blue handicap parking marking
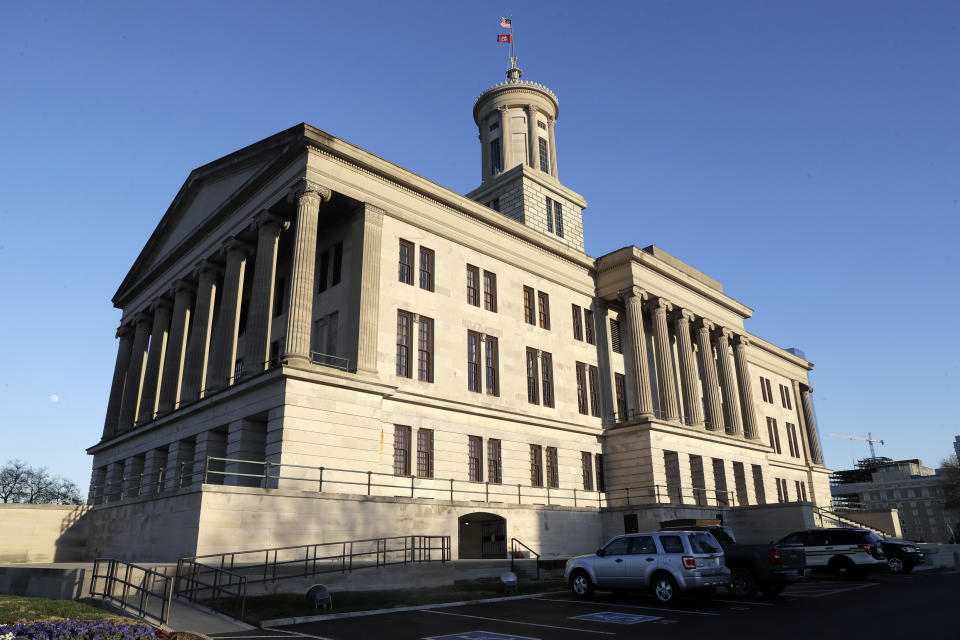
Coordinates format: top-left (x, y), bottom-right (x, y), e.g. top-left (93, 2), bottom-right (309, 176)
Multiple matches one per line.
top-left (571, 611), bottom-right (662, 625)
top-left (424, 632), bottom-right (540, 640)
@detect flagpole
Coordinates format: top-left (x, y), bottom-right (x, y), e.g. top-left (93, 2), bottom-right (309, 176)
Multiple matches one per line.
top-left (510, 15), bottom-right (515, 64)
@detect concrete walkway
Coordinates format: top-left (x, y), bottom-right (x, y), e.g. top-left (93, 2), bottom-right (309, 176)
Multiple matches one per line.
top-left (162, 599), bottom-right (255, 635)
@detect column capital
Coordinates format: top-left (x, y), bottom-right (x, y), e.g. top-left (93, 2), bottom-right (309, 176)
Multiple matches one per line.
top-left (617, 285), bottom-right (646, 302)
top-left (194, 260), bottom-right (223, 282)
top-left (133, 311), bottom-right (152, 329)
top-left (693, 317), bottom-right (715, 333)
top-left (712, 326), bottom-right (733, 341)
top-left (497, 105), bottom-right (509, 113)
top-left (150, 298), bottom-right (173, 314)
top-left (645, 296), bottom-right (672, 315)
top-left (732, 334), bottom-right (750, 348)
top-left (802, 385), bottom-right (814, 394)
top-left (293, 179), bottom-right (332, 204)
top-left (116, 324), bottom-right (133, 339)
top-left (221, 236), bottom-right (253, 258)
top-left (172, 278), bottom-right (196, 298)
top-left (254, 210), bottom-right (290, 233)
top-left (670, 308), bottom-right (696, 324)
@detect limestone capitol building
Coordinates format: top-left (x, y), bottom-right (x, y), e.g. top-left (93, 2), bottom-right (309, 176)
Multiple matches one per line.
top-left (86, 60), bottom-right (833, 560)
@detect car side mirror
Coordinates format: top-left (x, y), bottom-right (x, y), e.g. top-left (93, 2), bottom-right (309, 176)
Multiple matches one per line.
top-left (596, 548), bottom-right (605, 557)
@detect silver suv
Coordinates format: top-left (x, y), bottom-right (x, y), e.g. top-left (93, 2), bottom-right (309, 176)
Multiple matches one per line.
top-left (565, 531), bottom-right (730, 604)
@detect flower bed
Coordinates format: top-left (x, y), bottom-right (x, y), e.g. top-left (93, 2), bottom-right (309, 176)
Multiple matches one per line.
top-left (0, 621), bottom-right (172, 640)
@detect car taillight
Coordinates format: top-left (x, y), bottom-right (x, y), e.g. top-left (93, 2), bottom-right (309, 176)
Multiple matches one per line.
top-left (769, 549), bottom-right (782, 565)
top-left (859, 544), bottom-right (872, 552)
top-left (682, 556), bottom-right (697, 570)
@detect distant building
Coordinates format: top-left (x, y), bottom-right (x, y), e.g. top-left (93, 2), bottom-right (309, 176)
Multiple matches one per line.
top-left (953, 435), bottom-right (960, 461)
top-left (831, 458), bottom-right (953, 542)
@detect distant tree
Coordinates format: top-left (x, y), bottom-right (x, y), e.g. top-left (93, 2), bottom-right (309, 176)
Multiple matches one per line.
top-left (0, 459), bottom-right (83, 505)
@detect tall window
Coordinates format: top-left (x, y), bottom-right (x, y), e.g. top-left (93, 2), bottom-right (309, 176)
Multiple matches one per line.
top-left (318, 249), bottom-right (330, 292)
top-left (393, 425), bottom-right (411, 476)
top-left (767, 417), bottom-right (782, 454)
top-left (417, 429), bottom-right (434, 478)
top-left (485, 335), bottom-right (499, 396)
top-left (419, 247), bottom-right (434, 291)
top-left (537, 291), bottom-right (550, 329)
top-left (595, 453), bottom-right (605, 491)
top-left (786, 422), bottom-right (801, 458)
top-left (760, 377), bottom-right (774, 403)
top-left (538, 137), bottom-right (549, 173)
top-left (483, 270), bottom-right (497, 312)
top-left (610, 319), bottom-right (622, 354)
top-left (572, 305), bottom-right (583, 341)
top-left (576, 362), bottom-right (588, 415)
top-left (490, 137), bottom-right (502, 174)
top-left (581, 452), bottom-right (594, 491)
top-left (615, 373), bottom-right (627, 418)
top-left (274, 277), bottom-right (285, 317)
top-left (418, 316), bottom-right (433, 382)
top-left (466, 265), bottom-right (480, 306)
top-left (525, 348), bottom-right (539, 404)
top-left (541, 351), bottom-right (554, 407)
top-left (467, 331), bottom-right (481, 392)
top-left (331, 241), bottom-right (343, 286)
top-left (233, 359), bottom-right (243, 380)
top-left (523, 286), bottom-right (535, 324)
top-left (588, 365), bottom-right (600, 417)
top-left (530, 444), bottom-right (543, 487)
top-left (399, 240), bottom-right (414, 285)
top-left (396, 311), bottom-right (413, 377)
top-left (584, 309), bottom-right (595, 344)
top-left (553, 201), bottom-right (564, 238)
top-left (468, 436), bottom-right (483, 482)
top-left (752, 465), bottom-right (766, 504)
top-left (546, 447), bottom-right (559, 488)
top-left (779, 384), bottom-right (793, 409)
top-left (487, 439), bottom-right (502, 484)
top-left (546, 197), bottom-right (554, 233)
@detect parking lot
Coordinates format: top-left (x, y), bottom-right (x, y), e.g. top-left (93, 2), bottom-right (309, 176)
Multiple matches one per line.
top-left (210, 571), bottom-right (957, 640)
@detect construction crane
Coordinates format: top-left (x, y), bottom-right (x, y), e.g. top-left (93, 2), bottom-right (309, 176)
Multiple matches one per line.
top-left (828, 432), bottom-right (885, 458)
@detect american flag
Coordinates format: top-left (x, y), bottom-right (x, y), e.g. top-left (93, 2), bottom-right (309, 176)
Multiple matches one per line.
top-left (500, 17), bottom-right (512, 29)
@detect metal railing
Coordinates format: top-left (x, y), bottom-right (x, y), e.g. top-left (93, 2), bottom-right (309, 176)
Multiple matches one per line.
top-left (510, 538), bottom-right (541, 579)
top-left (813, 506), bottom-right (887, 536)
top-left (89, 558), bottom-right (174, 626)
top-left (88, 462), bottom-right (205, 505)
top-left (176, 535), bottom-right (450, 620)
top-left (310, 351), bottom-right (351, 371)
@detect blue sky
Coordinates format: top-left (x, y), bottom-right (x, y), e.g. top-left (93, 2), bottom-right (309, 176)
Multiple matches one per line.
top-left (1, 1), bottom-right (958, 491)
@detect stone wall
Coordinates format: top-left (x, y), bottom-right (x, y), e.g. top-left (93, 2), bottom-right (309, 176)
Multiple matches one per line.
top-left (0, 504), bottom-right (90, 563)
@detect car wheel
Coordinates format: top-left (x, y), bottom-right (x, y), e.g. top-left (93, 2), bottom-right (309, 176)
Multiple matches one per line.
top-left (829, 557), bottom-right (856, 581)
top-left (570, 570), bottom-right (594, 598)
top-left (901, 563), bottom-right (914, 574)
top-left (760, 583), bottom-right (786, 597)
top-left (888, 557), bottom-right (905, 574)
top-left (728, 568), bottom-right (758, 599)
top-left (652, 573), bottom-right (679, 605)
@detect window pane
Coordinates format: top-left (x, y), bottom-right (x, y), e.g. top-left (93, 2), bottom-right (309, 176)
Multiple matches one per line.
top-left (615, 373), bottom-right (627, 418)
top-left (537, 292), bottom-right (550, 330)
top-left (538, 137), bottom-right (549, 173)
top-left (584, 309), bottom-right (595, 344)
top-left (419, 247), bottom-right (434, 291)
top-left (588, 365), bottom-right (600, 417)
top-left (396, 312), bottom-right (411, 377)
top-left (546, 447), bottom-right (558, 488)
top-left (393, 426), bottom-right (410, 476)
top-left (417, 429), bottom-right (434, 478)
top-left (418, 317), bottom-right (433, 382)
top-left (572, 305), bottom-right (583, 341)
top-left (526, 348), bottom-right (539, 404)
top-left (523, 286), bottom-right (535, 324)
top-left (554, 201), bottom-right (563, 238)
top-left (546, 196), bottom-right (554, 232)
top-left (469, 436), bottom-right (482, 483)
top-left (485, 335), bottom-right (499, 396)
top-left (610, 319), bottom-right (622, 353)
top-left (483, 271), bottom-right (497, 312)
top-left (541, 352), bottom-right (554, 407)
top-left (581, 452), bottom-right (593, 491)
top-left (487, 439), bottom-right (502, 484)
top-left (530, 444), bottom-right (543, 486)
top-left (576, 362), bottom-right (588, 415)
top-left (466, 265), bottom-right (480, 306)
top-left (399, 240), bottom-right (413, 285)
top-left (468, 332), bottom-right (480, 392)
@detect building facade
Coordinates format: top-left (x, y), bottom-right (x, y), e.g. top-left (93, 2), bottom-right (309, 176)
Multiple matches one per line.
top-left (86, 63), bottom-right (832, 560)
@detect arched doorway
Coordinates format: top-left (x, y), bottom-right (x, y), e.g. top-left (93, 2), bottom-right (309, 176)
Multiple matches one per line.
top-left (458, 512), bottom-right (506, 559)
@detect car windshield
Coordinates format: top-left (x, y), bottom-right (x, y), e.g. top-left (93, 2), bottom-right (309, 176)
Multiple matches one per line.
top-left (689, 533), bottom-right (721, 554)
top-left (710, 527), bottom-right (736, 544)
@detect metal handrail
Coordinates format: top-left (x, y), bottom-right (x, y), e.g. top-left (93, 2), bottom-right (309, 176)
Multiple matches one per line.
top-left (813, 506), bottom-right (887, 536)
top-left (89, 558), bottom-right (174, 626)
top-left (510, 538), bottom-right (541, 579)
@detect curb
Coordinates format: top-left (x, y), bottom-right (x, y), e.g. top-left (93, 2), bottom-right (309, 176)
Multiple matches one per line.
top-left (261, 590), bottom-right (569, 627)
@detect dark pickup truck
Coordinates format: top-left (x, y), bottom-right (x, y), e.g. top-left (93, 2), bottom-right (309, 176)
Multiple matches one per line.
top-left (660, 523), bottom-right (807, 599)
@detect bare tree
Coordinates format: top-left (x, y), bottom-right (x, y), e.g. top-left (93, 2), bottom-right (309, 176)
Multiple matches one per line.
top-left (0, 460), bottom-right (83, 505)
top-left (0, 459), bottom-right (30, 503)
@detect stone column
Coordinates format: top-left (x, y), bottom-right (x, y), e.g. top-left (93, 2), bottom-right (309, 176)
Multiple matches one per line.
top-left (713, 328), bottom-right (742, 436)
top-left (156, 281), bottom-right (194, 415)
top-left (165, 439), bottom-right (196, 491)
top-left (207, 238), bottom-right (252, 391)
top-left (480, 125), bottom-right (490, 181)
top-left (619, 286), bottom-right (653, 418)
top-left (283, 180), bottom-right (331, 367)
top-left (106, 461), bottom-right (125, 502)
top-left (245, 213), bottom-right (288, 373)
top-left (525, 105), bottom-right (537, 167)
top-left (142, 448), bottom-right (168, 495)
top-left (102, 324), bottom-right (134, 439)
top-left (357, 204), bottom-right (384, 374)
top-left (548, 118), bottom-right (558, 178)
top-left (676, 454), bottom-right (695, 505)
top-left (498, 107), bottom-right (511, 171)
top-left (694, 319), bottom-right (724, 432)
top-left (180, 263), bottom-right (221, 403)
top-left (672, 309), bottom-right (703, 427)
top-left (648, 297), bottom-right (679, 421)
top-left (194, 430), bottom-right (228, 485)
top-left (88, 466), bottom-right (107, 505)
top-left (118, 313), bottom-right (152, 433)
top-left (123, 456), bottom-right (145, 499)
top-left (225, 419), bottom-right (267, 487)
top-left (136, 300), bottom-right (172, 424)
top-left (732, 335), bottom-right (760, 439)
top-left (800, 385), bottom-right (824, 464)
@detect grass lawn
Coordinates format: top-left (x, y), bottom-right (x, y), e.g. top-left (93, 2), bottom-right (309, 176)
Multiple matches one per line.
top-left (234, 578), bottom-right (567, 624)
top-left (0, 594), bottom-right (131, 624)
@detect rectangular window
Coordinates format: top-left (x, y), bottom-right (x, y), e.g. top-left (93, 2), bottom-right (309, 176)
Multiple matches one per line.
top-left (418, 316), bottom-right (433, 382)
top-left (576, 362), bottom-right (588, 415)
top-left (581, 452), bottom-right (594, 491)
top-left (537, 120), bottom-right (547, 131)
top-left (467, 331), bottom-right (481, 392)
top-left (538, 136), bottom-right (549, 173)
top-left (331, 241), bottom-right (343, 286)
top-left (752, 465), bottom-right (766, 505)
top-left (326, 311), bottom-right (339, 356)
top-left (537, 291), bottom-right (550, 329)
top-left (399, 240), bottom-right (414, 285)
top-left (764, 377), bottom-right (774, 403)
top-left (546, 447), bottom-right (559, 488)
top-left (523, 286), bottom-right (535, 324)
top-left (615, 373), bottom-right (627, 418)
top-left (487, 439), bottom-right (502, 484)
top-left (274, 277), bottom-right (285, 317)
top-left (238, 302), bottom-right (248, 336)
top-left (595, 453), bottom-right (605, 492)
top-left (393, 425), bottom-right (411, 476)
top-left (485, 335), bottom-right (499, 396)
top-left (775, 477), bottom-right (783, 503)
top-left (530, 445), bottom-right (543, 487)
top-left (795, 480), bottom-right (804, 503)
top-left (584, 309), bottom-right (595, 344)
top-left (572, 305), bottom-right (583, 341)
top-left (466, 265), bottom-right (480, 306)
top-left (546, 196), bottom-right (554, 233)
top-left (483, 271), bottom-right (498, 312)
top-left (588, 365), bottom-right (600, 417)
top-left (785, 422), bottom-right (798, 457)
top-left (468, 436), bottom-right (482, 483)
top-left (760, 377), bottom-right (768, 402)
top-left (799, 481), bottom-right (808, 501)
top-left (767, 417), bottom-right (781, 454)
top-left (780, 384), bottom-right (793, 410)
top-left (610, 319), bottom-right (622, 353)
top-left (417, 429), bottom-right (434, 478)
top-left (233, 359), bottom-right (243, 380)
top-left (396, 311), bottom-right (413, 377)
top-left (318, 249), bottom-right (330, 292)
top-left (269, 340), bottom-right (279, 367)
top-left (526, 348), bottom-right (539, 404)
top-left (541, 351), bottom-right (554, 407)
top-left (490, 138), bottom-right (502, 174)
top-left (554, 201), bottom-right (563, 238)
top-left (419, 247), bottom-right (434, 291)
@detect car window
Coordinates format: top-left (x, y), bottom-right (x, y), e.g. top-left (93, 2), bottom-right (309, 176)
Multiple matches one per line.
top-left (603, 537), bottom-right (631, 556)
top-left (711, 527), bottom-right (736, 544)
top-left (658, 535), bottom-right (685, 554)
top-left (689, 533), bottom-right (721, 554)
top-left (806, 531), bottom-right (829, 546)
top-left (630, 536), bottom-right (657, 555)
top-left (831, 530), bottom-right (858, 545)
top-left (778, 532), bottom-right (804, 545)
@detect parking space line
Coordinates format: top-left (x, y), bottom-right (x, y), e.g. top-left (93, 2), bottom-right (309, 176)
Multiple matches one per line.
top-left (713, 598), bottom-right (774, 606)
top-left (262, 627), bottom-right (336, 640)
top-left (793, 583), bottom-right (879, 598)
top-left (421, 609), bottom-right (616, 635)
top-left (535, 597), bottom-right (720, 616)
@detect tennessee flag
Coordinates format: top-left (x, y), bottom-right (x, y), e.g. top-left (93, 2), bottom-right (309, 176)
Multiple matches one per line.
top-left (497, 34), bottom-right (512, 43)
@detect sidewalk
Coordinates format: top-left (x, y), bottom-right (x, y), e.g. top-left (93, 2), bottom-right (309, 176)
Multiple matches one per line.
top-left (162, 599), bottom-right (254, 636)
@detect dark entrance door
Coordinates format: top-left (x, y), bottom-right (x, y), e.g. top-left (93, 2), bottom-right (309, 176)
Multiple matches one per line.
top-left (458, 512), bottom-right (507, 559)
